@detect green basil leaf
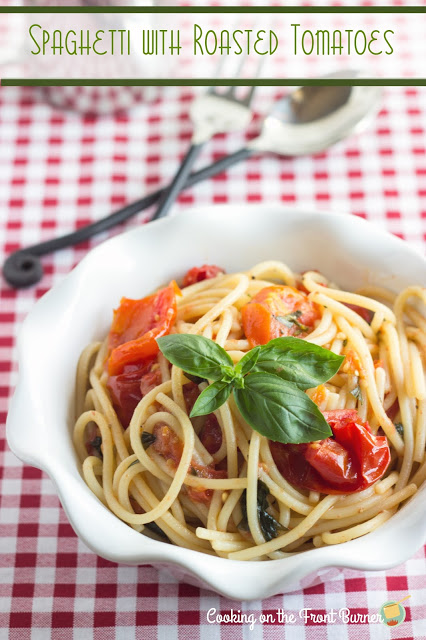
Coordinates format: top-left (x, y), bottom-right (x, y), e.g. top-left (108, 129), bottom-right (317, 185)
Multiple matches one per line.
top-left (90, 436), bottom-right (103, 460)
top-left (144, 521), bottom-right (169, 541)
top-left (141, 431), bottom-right (156, 450)
top-left (238, 481), bottom-right (283, 542)
top-left (233, 372), bottom-right (332, 444)
top-left (234, 346), bottom-right (261, 378)
top-left (259, 509), bottom-right (284, 542)
top-left (257, 479), bottom-right (270, 509)
top-left (351, 382), bottom-right (363, 403)
top-left (253, 337), bottom-right (344, 390)
top-left (190, 380), bottom-right (232, 417)
top-left (157, 334), bottom-right (234, 381)
top-left (255, 480), bottom-right (283, 540)
top-left (275, 310), bottom-right (309, 335)
top-left (395, 422), bottom-right (404, 439)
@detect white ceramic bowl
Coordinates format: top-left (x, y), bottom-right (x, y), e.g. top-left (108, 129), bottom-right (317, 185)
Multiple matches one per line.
top-left (7, 205), bottom-right (426, 600)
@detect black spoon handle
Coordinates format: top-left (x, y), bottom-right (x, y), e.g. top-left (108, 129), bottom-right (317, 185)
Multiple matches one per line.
top-left (3, 146), bottom-right (254, 289)
top-left (152, 143), bottom-right (204, 221)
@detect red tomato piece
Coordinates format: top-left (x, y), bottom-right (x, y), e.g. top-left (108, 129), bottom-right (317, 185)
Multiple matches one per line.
top-left (270, 409), bottom-right (390, 494)
top-left (183, 264), bottom-right (224, 287)
top-left (129, 496), bottom-right (144, 514)
top-left (183, 382), bottom-right (222, 455)
top-left (152, 424), bottom-right (226, 504)
top-left (199, 414), bottom-right (223, 455)
top-left (183, 382), bottom-right (201, 414)
top-left (183, 382), bottom-right (223, 455)
top-left (107, 282), bottom-right (178, 376)
top-left (324, 410), bottom-right (391, 490)
top-left (386, 399), bottom-right (399, 422)
top-left (305, 438), bottom-right (358, 489)
top-left (241, 285), bottom-right (321, 347)
top-left (345, 303), bottom-right (374, 324)
top-left (296, 270), bottom-right (323, 294)
top-left (296, 280), bottom-right (310, 295)
top-left (344, 349), bottom-right (364, 376)
top-left (187, 463), bottom-right (227, 504)
top-left (153, 424), bottom-right (183, 468)
top-left (107, 358), bottom-right (161, 427)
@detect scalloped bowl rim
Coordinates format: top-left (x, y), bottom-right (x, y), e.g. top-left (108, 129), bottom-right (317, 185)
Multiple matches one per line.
top-left (6, 204), bottom-right (426, 600)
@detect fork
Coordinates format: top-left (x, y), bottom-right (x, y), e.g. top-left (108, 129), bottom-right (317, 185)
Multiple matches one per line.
top-left (151, 77), bottom-right (256, 221)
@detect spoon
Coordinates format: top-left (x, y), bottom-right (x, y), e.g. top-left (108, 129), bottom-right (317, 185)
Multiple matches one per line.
top-left (3, 72), bottom-right (381, 288)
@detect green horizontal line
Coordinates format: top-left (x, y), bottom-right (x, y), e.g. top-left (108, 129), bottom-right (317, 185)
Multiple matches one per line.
top-left (3, 78), bottom-right (426, 87)
top-left (1, 5), bottom-right (426, 12)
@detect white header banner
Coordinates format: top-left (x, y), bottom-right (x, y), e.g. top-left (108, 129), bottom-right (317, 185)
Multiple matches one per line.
top-left (1, 5), bottom-right (426, 81)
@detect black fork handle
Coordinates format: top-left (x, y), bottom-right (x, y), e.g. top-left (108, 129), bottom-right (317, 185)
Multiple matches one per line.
top-left (152, 143), bottom-right (204, 221)
top-left (2, 146), bottom-right (254, 289)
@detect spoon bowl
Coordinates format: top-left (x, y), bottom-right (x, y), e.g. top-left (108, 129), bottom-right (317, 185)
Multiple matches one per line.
top-left (250, 73), bottom-right (381, 156)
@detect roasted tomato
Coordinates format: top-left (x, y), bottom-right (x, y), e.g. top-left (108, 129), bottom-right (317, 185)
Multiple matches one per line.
top-left (107, 358), bottom-right (162, 427)
top-left (345, 303), bottom-right (374, 324)
top-left (182, 381), bottom-right (202, 414)
top-left (199, 414), bottom-right (223, 455)
top-left (183, 382), bottom-right (223, 455)
top-left (270, 409), bottom-right (390, 494)
top-left (296, 280), bottom-right (310, 295)
top-left (386, 399), bottom-right (399, 422)
top-left (153, 423), bottom-right (183, 467)
top-left (344, 349), bottom-right (364, 376)
top-left (152, 423), bottom-right (226, 504)
top-left (241, 285), bottom-right (321, 347)
top-left (107, 282), bottom-right (178, 376)
top-left (187, 462), bottom-right (227, 504)
top-left (129, 496), bottom-right (144, 514)
top-left (182, 264), bottom-right (224, 287)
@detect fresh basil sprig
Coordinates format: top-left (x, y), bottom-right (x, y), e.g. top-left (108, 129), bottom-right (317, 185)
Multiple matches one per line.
top-left (156, 334), bottom-right (344, 444)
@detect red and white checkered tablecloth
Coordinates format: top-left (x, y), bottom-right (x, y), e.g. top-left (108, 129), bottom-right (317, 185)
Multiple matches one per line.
top-left (2, 13), bottom-right (426, 640)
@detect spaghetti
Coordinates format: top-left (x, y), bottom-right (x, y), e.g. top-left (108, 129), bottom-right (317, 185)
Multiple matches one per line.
top-left (73, 261), bottom-right (425, 560)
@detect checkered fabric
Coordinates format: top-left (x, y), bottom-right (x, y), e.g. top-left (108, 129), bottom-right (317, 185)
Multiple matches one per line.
top-left (2, 4), bottom-right (426, 640)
